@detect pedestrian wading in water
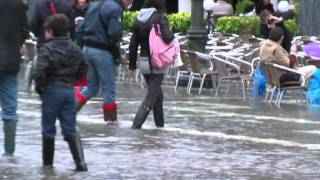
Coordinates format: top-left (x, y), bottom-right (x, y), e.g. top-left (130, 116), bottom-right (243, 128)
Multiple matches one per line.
top-left (0, 0), bottom-right (29, 156)
top-left (129, 0), bottom-right (174, 129)
top-left (32, 14), bottom-right (88, 171)
top-left (75, 0), bottom-right (133, 123)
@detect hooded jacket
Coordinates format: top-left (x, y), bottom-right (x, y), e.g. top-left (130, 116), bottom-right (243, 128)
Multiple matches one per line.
top-left (129, 8), bottom-right (174, 70)
top-left (33, 37), bottom-right (88, 87)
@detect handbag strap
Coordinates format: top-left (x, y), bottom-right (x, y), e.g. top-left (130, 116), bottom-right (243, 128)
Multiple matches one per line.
top-left (148, 12), bottom-right (163, 74)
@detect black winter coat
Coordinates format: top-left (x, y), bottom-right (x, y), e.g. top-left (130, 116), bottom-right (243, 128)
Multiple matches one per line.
top-left (73, 4), bottom-right (89, 18)
top-left (129, 11), bottom-right (174, 70)
top-left (260, 21), bottom-right (293, 53)
top-left (0, 0), bottom-right (29, 72)
top-left (31, 0), bottom-right (75, 48)
top-left (255, 2), bottom-right (274, 15)
top-left (33, 37), bottom-right (88, 88)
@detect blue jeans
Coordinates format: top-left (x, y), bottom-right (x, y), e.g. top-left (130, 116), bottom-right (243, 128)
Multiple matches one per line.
top-left (0, 71), bottom-right (18, 121)
top-left (81, 46), bottom-right (116, 104)
top-left (41, 85), bottom-right (76, 139)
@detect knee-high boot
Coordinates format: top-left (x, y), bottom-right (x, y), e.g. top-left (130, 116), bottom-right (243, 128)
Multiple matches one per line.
top-left (153, 95), bottom-right (164, 127)
top-left (132, 103), bottom-right (151, 129)
top-left (42, 137), bottom-right (55, 168)
top-left (103, 103), bottom-right (117, 122)
top-left (3, 120), bottom-right (17, 155)
top-left (65, 132), bottom-right (88, 171)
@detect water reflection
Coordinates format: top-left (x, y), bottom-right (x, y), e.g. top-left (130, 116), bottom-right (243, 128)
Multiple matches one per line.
top-left (2, 79), bottom-right (320, 179)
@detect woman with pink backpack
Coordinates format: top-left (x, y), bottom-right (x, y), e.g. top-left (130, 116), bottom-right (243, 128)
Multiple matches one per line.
top-left (129, 0), bottom-right (174, 129)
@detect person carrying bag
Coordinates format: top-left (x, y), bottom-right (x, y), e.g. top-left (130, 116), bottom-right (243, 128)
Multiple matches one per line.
top-left (128, 0), bottom-right (174, 129)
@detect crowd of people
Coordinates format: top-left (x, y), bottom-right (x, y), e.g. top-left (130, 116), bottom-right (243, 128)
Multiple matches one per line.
top-left (0, 0), bottom-right (317, 173)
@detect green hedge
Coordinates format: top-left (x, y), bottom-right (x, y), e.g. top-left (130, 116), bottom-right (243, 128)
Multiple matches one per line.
top-left (284, 19), bottom-right (300, 36)
top-left (167, 12), bottom-right (191, 33)
top-left (123, 11), bottom-right (191, 33)
top-left (123, 12), bottom-right (300, 36)
top-left (235, 0), bottom-right (253, 15)
top-left (123, 11), bottom-right (139, 31)
top-left (216, 16), bottom-right (300, 37)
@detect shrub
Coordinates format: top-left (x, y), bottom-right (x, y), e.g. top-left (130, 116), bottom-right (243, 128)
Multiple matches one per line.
top-left (239, 16), bottom-right (260, 36)
top-left (216, 16), bottom-right (300, 37)
top-left (123, 11), bottom-right (191, 33)
top-left (123, 11), bottom-right (139, 31)
top-left (235, 0), bottom-right (254, 15)
top-left (293, 3), bottom-right (300, 15)
top-left (215, 16), bottom-right (241, 33)
top-left (167, 12), bottom-right (191, 33)
top-left (284, 19), bottom-right (300, 36)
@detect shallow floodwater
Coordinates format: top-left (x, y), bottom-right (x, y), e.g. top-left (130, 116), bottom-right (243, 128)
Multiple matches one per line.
top-left (1, 76), bottom-right (320, 179)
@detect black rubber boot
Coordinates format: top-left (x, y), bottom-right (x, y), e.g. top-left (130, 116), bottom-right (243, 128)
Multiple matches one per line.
top-left (132, 104), bottom-right (151, 129)
top-left (3, 120), bottom-right (17, 156)
top-left (42, 137), bottom-right (54, 168)
top-left (65, 133), bottom-right (88, 171)
top-left (153, 95), bottom-right (164, 128)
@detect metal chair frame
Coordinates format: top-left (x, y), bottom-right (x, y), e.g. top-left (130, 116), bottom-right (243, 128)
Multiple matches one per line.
top-left (186, 51), bottom-right (218, 95)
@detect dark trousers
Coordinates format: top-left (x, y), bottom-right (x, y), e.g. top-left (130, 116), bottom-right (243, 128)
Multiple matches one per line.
top-left (141, 74), bottom-right (164, 127)
top-left (41, 85), bottom-right (76, 139)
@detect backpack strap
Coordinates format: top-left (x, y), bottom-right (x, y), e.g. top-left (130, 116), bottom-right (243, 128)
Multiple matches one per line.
top-left (48, 0), bottom-right (57, 14)
top-left (148, 11), bottom-right (163, 74)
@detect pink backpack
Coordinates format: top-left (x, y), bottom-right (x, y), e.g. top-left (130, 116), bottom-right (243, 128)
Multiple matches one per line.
top-left (149, 24), bottom-right (180, 69)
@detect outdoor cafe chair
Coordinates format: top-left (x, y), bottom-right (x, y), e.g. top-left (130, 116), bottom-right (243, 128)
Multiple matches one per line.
top-left (117, 43), bottom-right (130, 81)
top-left (210, 52), bottom-right (253, 100)
top-left (263, 62), bottom-right (310, 107)
top-left (186, 51), bottom-right (218, 95)
top-left (174, 48), bottom-right (193, 92)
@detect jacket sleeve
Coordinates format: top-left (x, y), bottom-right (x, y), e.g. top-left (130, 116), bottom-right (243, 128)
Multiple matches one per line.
top-left (159, 14), bottom-right (174, 44)
top-left (32, 46), bottom-right (51, 83)
top-left (75, 22), bottom-right (85, 47)
top-left (19, 2), bottom-right (30, 46)
top-left (66, 7), bottom-right (76, 41)
top-left (129, 24), bottom-right (139, 70)
top-left (31, 4), bottom-right (41, 38)
top-left (105, 8), bottom-right (123, 41)
top-left (259, 24), bottom-right (270, 39)
top-left (76, 53), bottom-right (88, 80)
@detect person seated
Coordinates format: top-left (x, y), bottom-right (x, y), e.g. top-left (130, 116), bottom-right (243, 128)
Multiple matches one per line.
top-left (260, 27), bottom-right (317, 82)
top-left (212, 0), bottom-right (234, 16)
top-left (259, 9), bottom-right (293, 52)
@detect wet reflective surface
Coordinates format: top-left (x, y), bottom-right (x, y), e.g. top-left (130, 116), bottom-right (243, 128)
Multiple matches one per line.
top-left (1, 76), bottom-right (320, 179)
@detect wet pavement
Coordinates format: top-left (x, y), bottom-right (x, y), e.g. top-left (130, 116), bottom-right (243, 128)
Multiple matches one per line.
top-left (1, 73), bottom-right (320, 179)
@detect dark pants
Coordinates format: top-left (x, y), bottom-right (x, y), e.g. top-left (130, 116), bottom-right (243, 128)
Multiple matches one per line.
top-left (41, 85), bottom-right (76, 139)
top-left (139, 74), bottom-right (164, 127)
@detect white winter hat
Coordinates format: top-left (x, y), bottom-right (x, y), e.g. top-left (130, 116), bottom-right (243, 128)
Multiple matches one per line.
top-left (278, 1), bottom-right (290, 13)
